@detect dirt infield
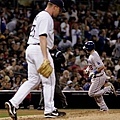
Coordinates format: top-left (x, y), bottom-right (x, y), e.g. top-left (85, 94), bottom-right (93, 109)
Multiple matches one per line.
top-left (1, 109), bottom-right (120, 120)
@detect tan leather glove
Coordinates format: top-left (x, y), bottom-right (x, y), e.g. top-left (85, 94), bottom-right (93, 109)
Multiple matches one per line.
top-left (37, 59), bottom-right (53, 78)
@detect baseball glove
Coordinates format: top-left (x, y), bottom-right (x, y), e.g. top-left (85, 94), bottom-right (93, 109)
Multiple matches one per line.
top-left (37, 59), bottom-right (53, 78)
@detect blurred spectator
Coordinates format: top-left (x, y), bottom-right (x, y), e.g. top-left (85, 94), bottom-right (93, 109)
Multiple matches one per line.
top-left (58, 36), bottom-right (72, 52)
top-left (62, 8), bottom-right (73, 21)
top-left (104, 59), bottom-right (114, 72)
top-left (54, 19), bottom-right (61, 34)
top-left (98, 29), bottom-right (107, 55)
top-left (30, 3), bottom-right (41, 23)
top-left (101, 51), bottom-right (111, 61)
top-left (89, 23), bottom-right (99, 37)
top-left (70, 65), bottom-right (82, 81)
top-left (0, 10), bottom-right (6, 33)
top-left (0, 0), bottom-right (120, 93)
top-left (71, 22), bottom-right (82, 47)
top-left (59, 70), bottom-right (70, 90)
top-left (79, 77), bottom-right (87, 89)
top-left (114, 59), bottom-right (120, 77)
top-left (117, 68), bottom-right (120, 81)
top-left (84, 19), bottom-right (91, 40)
top-left (105, 69), bottom-right (116, 83)
top-left (6, 18), bottom-right (17, 32)
top-left (75, 54), bottom-right (88, 70)
top-left (103, 38), bottom-right (115, 57)
top-left (71, 75), bottom-right (78, 87)
top-left (63, 47), bottom-right (74, 65)
top-left (74, 83), bottom-right (83, 91)
top-left (83, 81), bottom-right (91, 91)
top-left (67, 54), bottom-right (76, 68)
top-left (63, 80), bottom-right (75, 91)
top-left (60, 17), bottom-right (70, 39)
top-left (112, 37), bottom-right (120, 59)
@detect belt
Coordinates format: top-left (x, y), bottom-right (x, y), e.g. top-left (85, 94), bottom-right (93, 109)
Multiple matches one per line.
top-left (29, 43), bottom-right (40, 45)
top-left (95, 73), bottom-right (104, 78)
top-left (28, 43), bottom-right (50, 50)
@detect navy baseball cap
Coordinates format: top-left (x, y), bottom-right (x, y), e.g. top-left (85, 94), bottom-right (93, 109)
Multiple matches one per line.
top-left (49, 0), bottom-right (66, 12)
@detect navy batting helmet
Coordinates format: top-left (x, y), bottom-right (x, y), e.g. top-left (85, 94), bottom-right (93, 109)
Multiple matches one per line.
top-left (83, 41), bottom-right (95, 51)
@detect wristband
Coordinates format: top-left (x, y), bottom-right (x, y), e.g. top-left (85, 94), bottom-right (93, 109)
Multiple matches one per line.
top-left (94, 70), bottom-right (98, 74)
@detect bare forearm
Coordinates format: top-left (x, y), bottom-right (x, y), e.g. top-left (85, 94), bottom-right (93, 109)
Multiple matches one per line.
top-left (40, 36), bottom-right (48, 59)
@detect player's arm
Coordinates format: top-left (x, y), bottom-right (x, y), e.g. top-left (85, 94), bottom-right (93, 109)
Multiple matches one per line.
top-left (83, 66), bottom-right (90, 74)
top-left (38, 16), bottom-right (49, 60)
top-left (39, 35), bottom-right (48, 60)
top-left (95, 65), bottom-right (105, 73)
top-left (88, 57), bottom-right (105, 79)
top-left (38, 35), bottom-right (53, 78)
top-left (93, 56), bottom-right (105, 74)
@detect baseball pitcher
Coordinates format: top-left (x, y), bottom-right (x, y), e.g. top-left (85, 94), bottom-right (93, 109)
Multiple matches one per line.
top-left (5, 0), bottom-right (66, 119)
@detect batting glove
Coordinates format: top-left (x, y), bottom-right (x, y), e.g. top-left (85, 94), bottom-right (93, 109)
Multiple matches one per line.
top-left (89, 70), bottom-right (98, 79)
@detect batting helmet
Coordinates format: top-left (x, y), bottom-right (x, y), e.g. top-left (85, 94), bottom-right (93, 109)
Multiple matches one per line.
top-left (83, 41), bottom-right (95, 51)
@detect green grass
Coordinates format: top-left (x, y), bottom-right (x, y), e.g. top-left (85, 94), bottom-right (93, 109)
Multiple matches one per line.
top-left (0, 109), bottom-right (43, 118)
top-left (0, 110), bottom-right (8, 118)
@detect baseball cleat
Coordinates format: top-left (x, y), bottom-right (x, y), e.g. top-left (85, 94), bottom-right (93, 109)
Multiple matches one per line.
top-left (44, 109), bottom-right (66, 118)
top-left (44, 112), bottom-right (58, 118)
top-left (100, 108), bottom-right (109, 112)
top-left (53, 109), bottom-right (66, 117)
top-left (5, 101), bottom-right (17, 120)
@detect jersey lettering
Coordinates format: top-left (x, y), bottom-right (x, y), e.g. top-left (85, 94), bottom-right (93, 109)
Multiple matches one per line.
top-left (97, 61), bottom-right (100, 65)
top-left (30, 25), bottom-right (36, 37)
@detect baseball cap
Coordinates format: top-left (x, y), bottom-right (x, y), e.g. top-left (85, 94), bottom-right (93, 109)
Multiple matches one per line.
top-left (49, 0), bottom-right (66, 12)
top-left (67, 80), bottom-right (73, 85)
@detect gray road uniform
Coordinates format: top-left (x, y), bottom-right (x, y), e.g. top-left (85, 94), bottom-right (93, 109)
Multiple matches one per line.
top-left (10, 11), bottom-right (56, 114)
top-left (87, 50), bottom-right (111, 110)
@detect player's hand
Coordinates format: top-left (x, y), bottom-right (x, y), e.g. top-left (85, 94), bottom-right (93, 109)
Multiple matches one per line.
top-left (89, 72), bottom-right (95, 79)
top-left (84, 69), bottom-right (89, 74)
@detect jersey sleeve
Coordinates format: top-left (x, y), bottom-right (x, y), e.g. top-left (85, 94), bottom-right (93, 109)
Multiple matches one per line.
top-left (91, 55), bottom-right (104, 69)
top-left (38, 17), bottom-right (50, 36)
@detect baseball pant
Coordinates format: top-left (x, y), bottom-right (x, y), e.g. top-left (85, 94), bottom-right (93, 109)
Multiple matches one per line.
top-left (88, 73), bottom-right (108, 110)
top-left (10, 45), bottom-right (56, 114)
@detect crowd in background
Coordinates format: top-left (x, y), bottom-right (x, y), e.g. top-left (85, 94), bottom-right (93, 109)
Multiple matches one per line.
top-left (0, 0), bottom-right (120, 93)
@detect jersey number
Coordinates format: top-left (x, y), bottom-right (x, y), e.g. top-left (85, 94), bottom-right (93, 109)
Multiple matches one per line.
top-left (89, 65), bottom-right (93, 70)
top-left (30, 25), bottom-right (36, 37)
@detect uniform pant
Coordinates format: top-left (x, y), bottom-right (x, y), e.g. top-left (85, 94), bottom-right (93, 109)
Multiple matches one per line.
top-left (10, 45), bottom-right (56, 114)
top-left (88, 73), bottom-right (108, 110)
top-left (38, 72), bottom-right (67, 108)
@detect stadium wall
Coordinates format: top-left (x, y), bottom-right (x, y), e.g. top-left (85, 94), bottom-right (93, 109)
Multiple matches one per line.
top-left (0, 90), bottom-right (120, 109)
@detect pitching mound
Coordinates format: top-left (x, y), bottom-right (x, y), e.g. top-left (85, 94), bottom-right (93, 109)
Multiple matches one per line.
top-left (1, 109), bottom-right (120, 120)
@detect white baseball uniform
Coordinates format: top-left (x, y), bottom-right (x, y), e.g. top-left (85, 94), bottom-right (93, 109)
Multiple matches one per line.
top-left (10, 11), bottom-right (56, 114)
top-left (87, 50), bottom-right (109, 110)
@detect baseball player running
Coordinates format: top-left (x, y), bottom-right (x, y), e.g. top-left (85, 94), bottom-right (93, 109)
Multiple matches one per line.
top-left (83, 41), bottom-right (116, 111)
top-left (5, 0), bottom-right (66, 119)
